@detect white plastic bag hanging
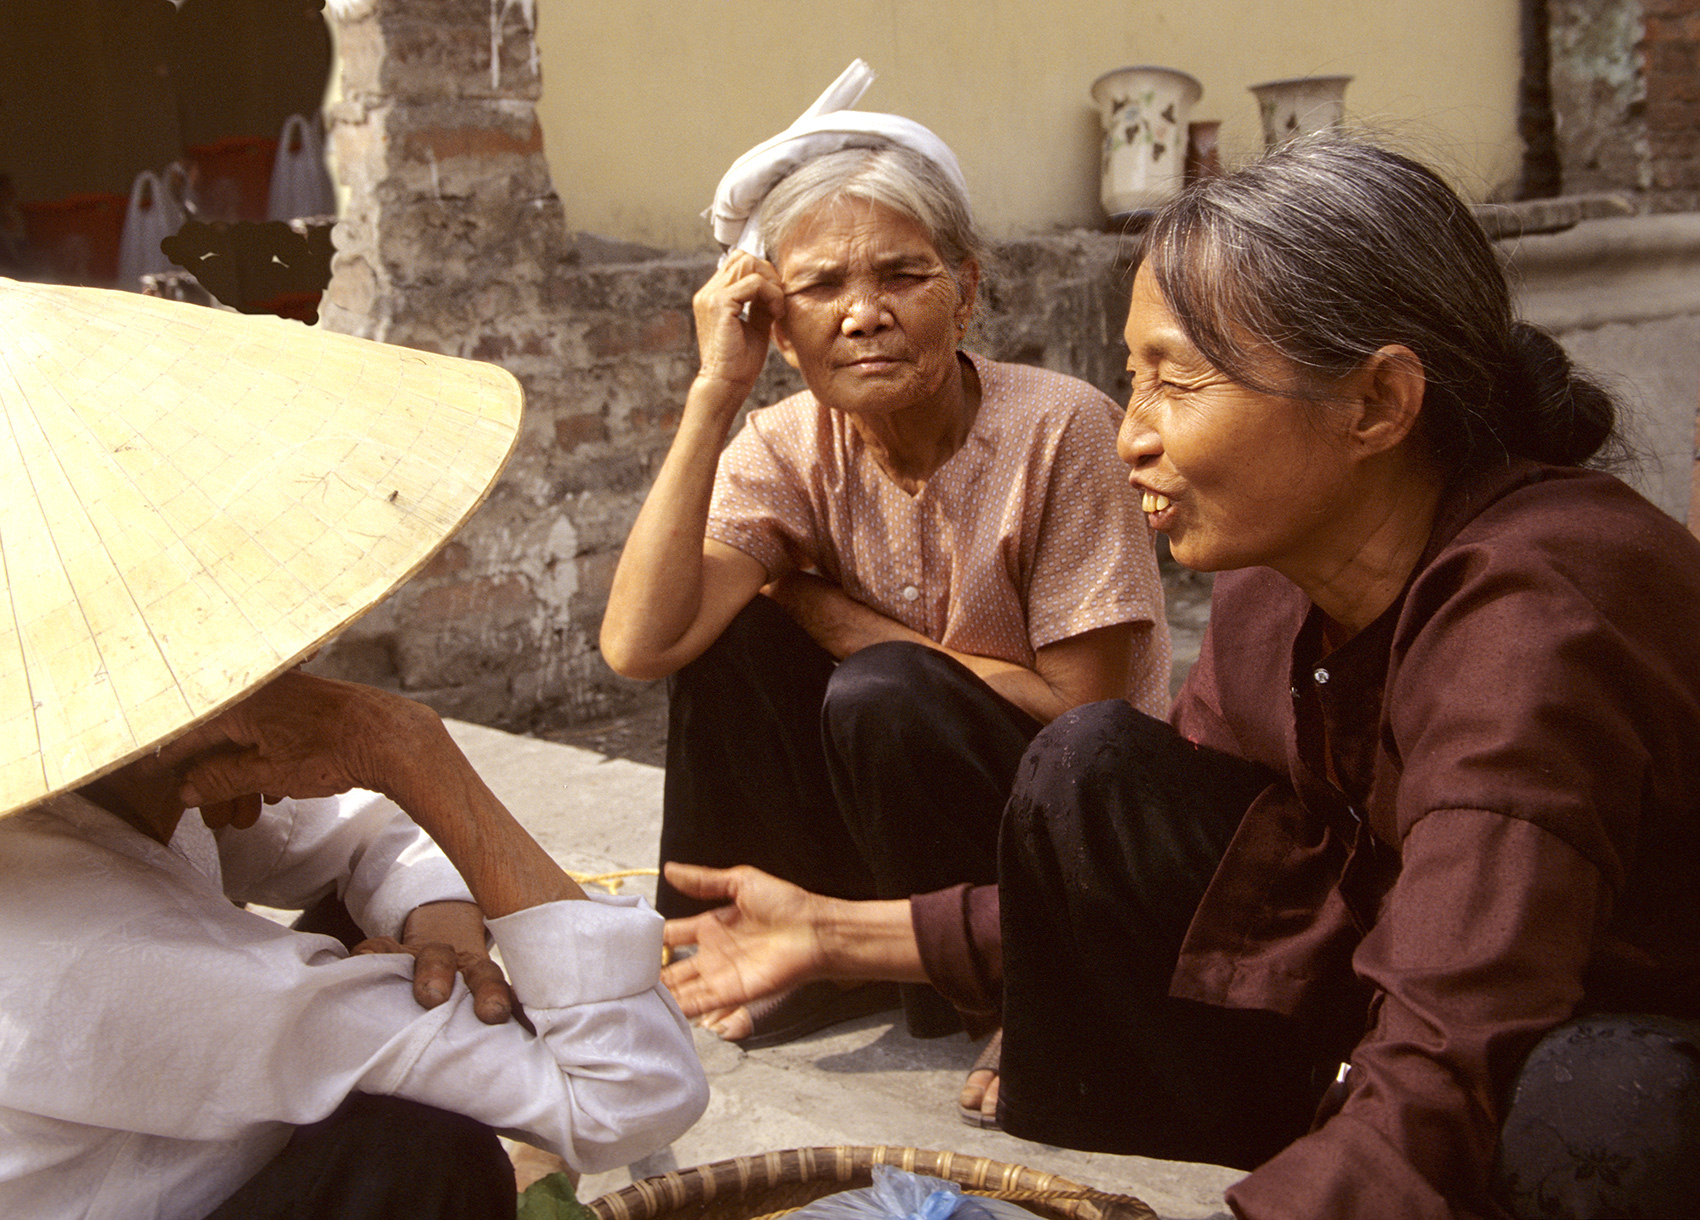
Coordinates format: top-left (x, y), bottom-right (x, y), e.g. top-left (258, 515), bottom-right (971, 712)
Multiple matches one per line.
top-left (117, 169), bottom-right (186, 289)
top-left (788, 1166), bottom-right (1044, 1220)
top-left (267, 114), bottom-right (337, 221)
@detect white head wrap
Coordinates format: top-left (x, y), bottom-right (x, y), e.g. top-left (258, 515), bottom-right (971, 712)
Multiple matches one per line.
top-left (707, 59), bottom-right (971, 260)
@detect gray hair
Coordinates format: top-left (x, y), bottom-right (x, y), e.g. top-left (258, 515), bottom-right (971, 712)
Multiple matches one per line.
top-left (756, 145), bottom-right (988, 284)
top-left (1138, 132), bottom-right (1618, 470)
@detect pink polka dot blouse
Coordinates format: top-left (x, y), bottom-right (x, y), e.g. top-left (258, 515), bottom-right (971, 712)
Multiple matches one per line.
top-left (706, 353), bottom-right (1171, 716)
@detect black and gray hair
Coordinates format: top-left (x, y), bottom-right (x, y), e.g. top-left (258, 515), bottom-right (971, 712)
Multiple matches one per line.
top-left (1138, 132), bottom-right (1619, 471)
top-left (755, 145), bottom-right (988, 285)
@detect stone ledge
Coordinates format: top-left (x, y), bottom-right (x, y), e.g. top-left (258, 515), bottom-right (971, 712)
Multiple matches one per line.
top-left (1504, 211), bottom-right (1700, 330)
top-left (1473, 189), bottom-right (1700, 239)
top-left (1473, 193), bottom-right (1640, 239)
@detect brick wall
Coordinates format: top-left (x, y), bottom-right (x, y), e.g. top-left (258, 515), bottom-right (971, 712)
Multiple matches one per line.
top-left (1645, 0), bottom-right (1700, 197)
top-left (1551, 0), bottom-right (1700, 207)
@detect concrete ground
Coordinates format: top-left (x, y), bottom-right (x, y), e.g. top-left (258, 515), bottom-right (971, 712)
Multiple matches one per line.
top-left (445, 663), bottom-right (1241, 1220)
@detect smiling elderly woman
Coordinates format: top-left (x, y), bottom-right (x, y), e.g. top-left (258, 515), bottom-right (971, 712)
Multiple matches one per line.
top-left (657, 134), bottom-right (1700, 1218)
top-left (599, 106), bottom-right (1168, 1056)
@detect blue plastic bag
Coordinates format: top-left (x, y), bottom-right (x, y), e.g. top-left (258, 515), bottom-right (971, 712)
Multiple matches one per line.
top-left (789, 1165), bottom-right (1042, 1220)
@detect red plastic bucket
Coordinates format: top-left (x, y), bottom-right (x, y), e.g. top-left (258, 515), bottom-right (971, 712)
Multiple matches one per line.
top-left (20, 193), bottom-right (128, 286)
top-left (186, 135), bottom-right (279, 223)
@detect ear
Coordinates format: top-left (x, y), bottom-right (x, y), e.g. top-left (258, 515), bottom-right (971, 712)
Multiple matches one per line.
top-left (955, 258), bottom-right (981, 330)
top-left (1344, 344), bottom-right (1425, 456)
top-left (770, 314), bottom-right (802, 371)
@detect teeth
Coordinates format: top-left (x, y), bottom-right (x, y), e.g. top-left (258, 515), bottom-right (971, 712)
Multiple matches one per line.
top-left (1142, 491), bottom-right (1172, 513)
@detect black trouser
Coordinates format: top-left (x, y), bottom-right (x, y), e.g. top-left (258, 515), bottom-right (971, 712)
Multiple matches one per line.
top-left (659, 594), bottom-right (1041, 1035)
top-left (995, 699), bottom-right (1326, 1167)
top-left (1495, 1012), bottom-right (1700, 1219)
top-left (997, 700), bottom-right (1700, 1216)
top-left (205, 1093), bottom-right (515, 1220)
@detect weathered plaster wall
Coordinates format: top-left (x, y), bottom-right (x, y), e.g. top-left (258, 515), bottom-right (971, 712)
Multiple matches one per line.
top-left (1549, 0), bottom-right (1648, 193)
top-left (313, 0), bottom-right (710, 726)
top-left (1644, 0), bottom-right (1700, 200)
top-left (1550, 0), bottom-right (1700, 208)
top-left (1511, 212), bottom-right (1700, 520)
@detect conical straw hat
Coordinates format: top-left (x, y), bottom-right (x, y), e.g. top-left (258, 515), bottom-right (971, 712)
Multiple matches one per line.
top-left (0, 278), bottom-right (522, 816)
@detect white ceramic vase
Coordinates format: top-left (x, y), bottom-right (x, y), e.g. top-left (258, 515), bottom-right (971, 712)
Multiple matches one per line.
top-left (1091, 66), bottom-right (1204, 217)
top-left (1248, 74), bottom-right (1352, 149)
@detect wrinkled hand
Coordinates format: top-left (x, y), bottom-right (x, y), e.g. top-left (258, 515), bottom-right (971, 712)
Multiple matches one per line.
top-left (660, 863), bottom-right (829, 1019)
top-left (692, 251), bottom-right (786, 392)
top-left (761, 572), bottom-right (869, 662)
top-left (760, 571), bottom-right (822, 622)
top-left (355, 900), bottom-right (515, 1025)
top-left (163, 670), bottom-right (435, 814)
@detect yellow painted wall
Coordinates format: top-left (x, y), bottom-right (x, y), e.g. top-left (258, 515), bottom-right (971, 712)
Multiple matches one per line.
top-left (537, 1), bottom-right (1522, 251)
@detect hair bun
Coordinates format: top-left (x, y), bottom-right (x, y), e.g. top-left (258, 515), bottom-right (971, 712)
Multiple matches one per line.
top-left (1500, 323), bottom-right (1617, 467)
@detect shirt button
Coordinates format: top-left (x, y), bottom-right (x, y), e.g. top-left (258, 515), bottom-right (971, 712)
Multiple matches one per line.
top-left (1313, 667), bottom-right (1330, 685)
top-left (901, 585), bottom-right (920, 601)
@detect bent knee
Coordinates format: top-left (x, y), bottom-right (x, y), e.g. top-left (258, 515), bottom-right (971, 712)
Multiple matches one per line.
top-left (823, 641), bottom-right (954, 722)
top-left (1497, 1013), bottom-right (1700, 1219)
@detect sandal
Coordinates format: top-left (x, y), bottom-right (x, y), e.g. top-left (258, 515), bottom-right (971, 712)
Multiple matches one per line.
top-left (958, 1027), bottom-right (1002, 1129)
top-left (736, 980), bottom-right (902, 1051)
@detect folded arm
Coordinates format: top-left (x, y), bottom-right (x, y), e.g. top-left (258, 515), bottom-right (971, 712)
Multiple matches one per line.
top-left (152, 671), bottom-right (707, 1169)
top-left (767, 571), bottom-right (1138, 724)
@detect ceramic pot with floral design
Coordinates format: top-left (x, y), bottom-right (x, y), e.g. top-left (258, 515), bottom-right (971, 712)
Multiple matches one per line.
top-left (1248, 74), bottom-right (1352, 149)
top-left (1091, 66), bottom-right (1204, 218)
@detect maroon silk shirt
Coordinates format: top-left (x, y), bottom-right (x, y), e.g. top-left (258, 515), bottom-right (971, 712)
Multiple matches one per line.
top-left (914, 460), bottom-right (1700, 1219)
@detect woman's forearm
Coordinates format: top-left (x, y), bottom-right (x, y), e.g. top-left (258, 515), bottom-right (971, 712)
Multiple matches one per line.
top-left (813, 896), bottom-right (932, 984)
top-left (600, 376), bottom-right (754, 678)
top-left (767, 573), bottom-right (1083, 723)
top-left (377, 705), bottom-right (586, 919)
top-left (603, 250), bottom-right (789, 677)
top-left (168, 673), bottom-right (588, 920)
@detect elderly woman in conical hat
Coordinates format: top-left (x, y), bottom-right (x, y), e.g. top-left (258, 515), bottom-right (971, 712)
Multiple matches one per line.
top-left (657, 133), bottom-right (1700, 1215)
top-left (0, 280), bottom-right (707, 1220)
top-left (600, 63), bottom-right (1169, 1057)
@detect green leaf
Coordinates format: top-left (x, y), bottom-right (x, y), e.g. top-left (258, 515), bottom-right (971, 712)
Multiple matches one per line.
top-left (517, 1171), bottom-right (597, 1220)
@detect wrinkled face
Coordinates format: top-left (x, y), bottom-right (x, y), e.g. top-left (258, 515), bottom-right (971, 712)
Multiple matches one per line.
top-left (1117, 264), bottom-right (1355, 578)
top-left (770, 197), bottom-right (975, 418)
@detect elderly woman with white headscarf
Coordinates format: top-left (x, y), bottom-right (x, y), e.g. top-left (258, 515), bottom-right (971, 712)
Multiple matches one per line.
top-left (600, 64), bottom-right (1168, 1055)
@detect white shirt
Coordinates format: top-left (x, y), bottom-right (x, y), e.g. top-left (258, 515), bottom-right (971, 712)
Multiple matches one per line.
top-left (0, 791), bottom-right (708, 1220)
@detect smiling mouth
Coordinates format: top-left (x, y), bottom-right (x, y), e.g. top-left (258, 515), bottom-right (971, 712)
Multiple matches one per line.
top-left (1141, 491), bottom-right (1172, 513)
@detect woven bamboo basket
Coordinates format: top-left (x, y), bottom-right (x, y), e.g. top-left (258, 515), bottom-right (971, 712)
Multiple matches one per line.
top-left (587, 1146), bottom-right (1157, 1220)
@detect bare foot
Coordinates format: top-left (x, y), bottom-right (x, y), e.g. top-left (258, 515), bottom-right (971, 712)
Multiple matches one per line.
top-left (701, 1003), bottom-right (753, 1042)
top-left (959, 1063), bottom-right (999, 1123)
top-left (958, 1028), bottom-right (1002, 1128)
top-left (698, 981), bottom-right (901, 1050)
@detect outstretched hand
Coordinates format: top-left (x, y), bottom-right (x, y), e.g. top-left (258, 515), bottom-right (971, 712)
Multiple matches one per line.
top-left (660, 863), bottom-right (830, 1019)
